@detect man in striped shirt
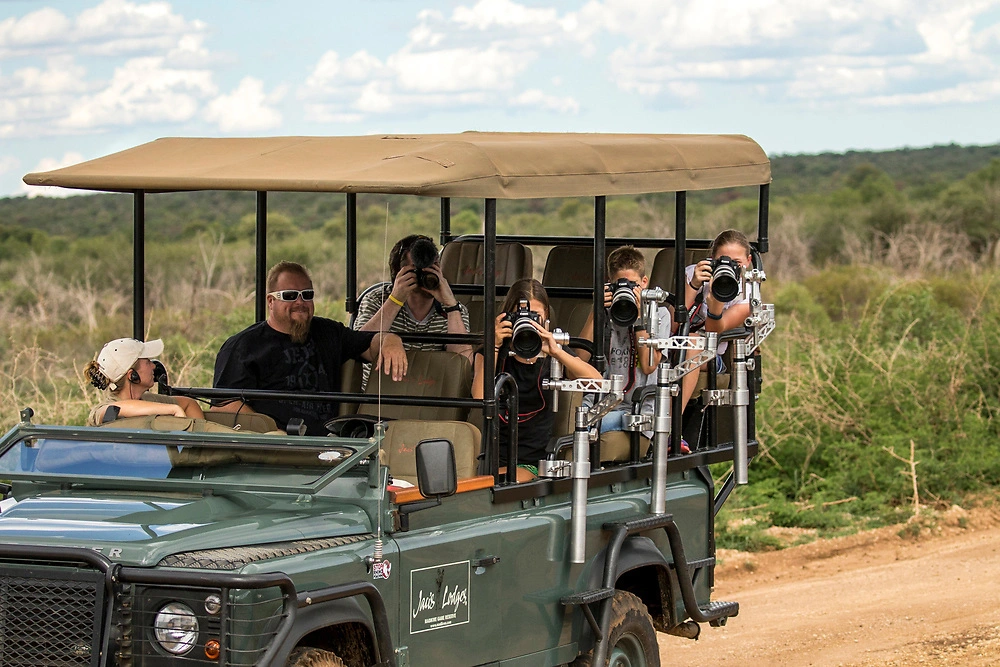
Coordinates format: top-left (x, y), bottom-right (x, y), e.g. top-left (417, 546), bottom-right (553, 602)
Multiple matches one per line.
top-left (354, 235), bottom-right (472, 386)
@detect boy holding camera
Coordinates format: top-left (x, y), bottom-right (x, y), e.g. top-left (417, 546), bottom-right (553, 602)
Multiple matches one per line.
top-left (579, 246), bottom-right (674, 441)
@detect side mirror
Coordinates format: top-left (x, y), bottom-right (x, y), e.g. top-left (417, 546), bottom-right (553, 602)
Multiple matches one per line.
top-left (415, 438), bottom-right (457, 499)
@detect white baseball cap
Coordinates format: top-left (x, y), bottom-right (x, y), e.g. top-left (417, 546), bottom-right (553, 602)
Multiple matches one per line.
top-left (96, 338), bottom-right (164, 384)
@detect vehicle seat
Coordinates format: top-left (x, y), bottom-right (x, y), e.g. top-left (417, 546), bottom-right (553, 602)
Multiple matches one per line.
top-left (203, 410), bottom-right (279, 433)
top-left (381, 419), bottom-right (481, 485)
top-left (338, 359), bottom-right (365, 416)
top-left (648, 247), bottom-right (702, 294)
top-left (541, 245), bottom-right (618, 336)
top-left (357, 350), bottom-right (473, 421)
top-left (440, 241), bottom-right (533, 332)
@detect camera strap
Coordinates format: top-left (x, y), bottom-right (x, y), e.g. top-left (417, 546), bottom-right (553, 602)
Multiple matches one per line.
top-left (689, 290), bottom-right (706, 332)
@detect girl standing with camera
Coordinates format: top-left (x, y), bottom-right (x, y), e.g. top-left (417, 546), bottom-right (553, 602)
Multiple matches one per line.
top-left (472, 278), bottom-right (600, 479)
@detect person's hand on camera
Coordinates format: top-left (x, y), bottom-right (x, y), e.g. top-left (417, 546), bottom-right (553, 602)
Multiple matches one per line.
top-left (494, 313), bottom-right (513, 350)
top-left (423, 263), bottom-right (458, 308)
top-left (532, 319), bottom-right (560, 356)
top-left (602, 283), bottom-right (613, 308)
top-left (390, 267), bottom-right (418, 305)
top-left (689, 259), bottom-right (713, 291)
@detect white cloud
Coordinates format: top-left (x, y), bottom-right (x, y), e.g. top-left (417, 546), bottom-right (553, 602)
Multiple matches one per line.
top-left (19, 152), bottom-right (85, 198)
top-left (61, 57), bottom-right (216, 130)
top-left (863, 78), bottom-right (1000, 106)
top-left (584, 0), bottom-right (1000, 108)
top-left (0, 8), bottom-right (72, 57)
top-left (452, 0), bottom-right (560, 31)
top-left (0, 2), bottom-right (222, 136)
top-left (0, 57), bottom-right (93, 137)
top-left (509, 89), bottom-right (580, 114)
top-left (204, 77), bottom-right (284, 132)
top-left (298, 0), bottom-right (579, 121)
top-left (0, 0), bottom-right (208, 59)
top-left (390, 45), bottom-right (531, 93)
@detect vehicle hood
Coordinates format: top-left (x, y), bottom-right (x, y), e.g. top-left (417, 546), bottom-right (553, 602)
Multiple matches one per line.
top-left (0, 491), bottom-right (372, 566)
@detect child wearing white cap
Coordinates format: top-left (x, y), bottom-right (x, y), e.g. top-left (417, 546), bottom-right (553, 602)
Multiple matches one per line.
top-left (83, 338), bottom-right (204, 426)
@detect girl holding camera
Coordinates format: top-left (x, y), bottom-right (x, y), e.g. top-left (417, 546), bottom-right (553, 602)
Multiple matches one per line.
top-left (472, 278), bottom-right (600, 479)
top-left (680, 229), bottom-right (754, 408)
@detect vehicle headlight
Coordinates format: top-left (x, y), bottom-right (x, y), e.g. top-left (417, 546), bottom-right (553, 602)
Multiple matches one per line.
top-left (153, 602), bottom-right (199, 655)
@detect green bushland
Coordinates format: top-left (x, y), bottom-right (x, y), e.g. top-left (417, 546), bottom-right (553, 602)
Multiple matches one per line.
top-left (2, 148), bottom-right (999, 549)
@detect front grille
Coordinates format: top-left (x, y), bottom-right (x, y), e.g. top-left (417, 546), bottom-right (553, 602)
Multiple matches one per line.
top-left (0, 566), bottom-right (104, 667)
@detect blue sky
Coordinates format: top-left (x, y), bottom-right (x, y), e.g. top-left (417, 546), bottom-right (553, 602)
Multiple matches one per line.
top-left (2, 0), bottom-right (999, 198)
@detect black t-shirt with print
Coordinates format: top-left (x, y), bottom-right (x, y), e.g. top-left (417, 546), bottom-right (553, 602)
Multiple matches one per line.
top-left (214, 318), bottom-right (375, 434)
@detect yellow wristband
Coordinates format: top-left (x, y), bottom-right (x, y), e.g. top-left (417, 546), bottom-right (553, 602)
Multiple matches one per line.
top-left (388, 294), bottom-right (404, 307)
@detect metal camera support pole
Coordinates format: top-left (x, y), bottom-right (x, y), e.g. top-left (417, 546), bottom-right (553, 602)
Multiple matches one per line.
top-left (732, 339), bottom-right (750, 485)
top-left (641, 287), bottom-right (668, 368)
top-left (547, 329), bottom-right (570, 414)
top-left (742, 267), bottom-right (776, 356)
top-left (570, 407), bottom-right (590, 563)
top-left (538, 374), bottom-right (624, 564)
top-left (650, 362), bottom-right (674, 514)
top-left (636, 318), bottom-right (718, 515)
top-left (701, 267), bottom-right (775, 485)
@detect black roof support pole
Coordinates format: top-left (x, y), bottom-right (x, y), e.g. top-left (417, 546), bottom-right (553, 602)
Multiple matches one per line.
top-left (255, 191), bottom-right (268, 323)
top-left (672, 192), bottom-right (688, 457)
top-left (592, 196), bottom-right (607, 373)
top-left (757, 183), bottom-right (770, 254)
top-left (132, 190), bottom-right (145, 340)
top-left (440, 198), bottom-right (452, 246)
top-left (484, 198), bottom-right (498, 478)
top-left (346, 193), bottom-right (358, 315)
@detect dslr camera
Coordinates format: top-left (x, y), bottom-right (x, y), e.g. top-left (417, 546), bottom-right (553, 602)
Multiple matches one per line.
top-left (408, 237), bottom-right (440, 290)
top-left (506, 299), bottom-right (543, 358)
top-left (607, 278), bottom-right (640, 327)
top-left (709, 256), bottom-right (743, 302)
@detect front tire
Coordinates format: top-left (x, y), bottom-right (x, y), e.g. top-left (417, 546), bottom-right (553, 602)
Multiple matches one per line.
top-left (572, 591), bottom-right (661, 667)
top-left (286, 647), bottom-right (347, 667)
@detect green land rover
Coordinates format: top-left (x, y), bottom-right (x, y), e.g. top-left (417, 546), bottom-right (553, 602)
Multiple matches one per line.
top-left (1, 132), bottom-right (774, 667)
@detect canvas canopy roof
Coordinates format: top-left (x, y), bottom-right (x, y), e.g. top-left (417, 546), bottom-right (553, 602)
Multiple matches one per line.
top-left (23, 132), bottom-right (770, 199)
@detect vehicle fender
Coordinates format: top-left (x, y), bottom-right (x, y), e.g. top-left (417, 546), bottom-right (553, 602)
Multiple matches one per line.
top-left (585, 534), bottom-right (670, 591)
top-left (270, 595), bottom-right (379, 665)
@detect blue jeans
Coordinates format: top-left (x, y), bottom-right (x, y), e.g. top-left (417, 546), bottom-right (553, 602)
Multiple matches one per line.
top-left (599, 409), bottom-right (628, 434)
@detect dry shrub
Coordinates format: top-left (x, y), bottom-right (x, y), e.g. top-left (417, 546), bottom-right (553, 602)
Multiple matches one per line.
top-left (842, 223), bottom-right (976, 277)
top-left (762, 212), bottom-right (816, 282)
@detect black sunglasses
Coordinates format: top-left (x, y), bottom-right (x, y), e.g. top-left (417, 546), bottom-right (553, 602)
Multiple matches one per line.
top-left (268, 289), bottom-right (315, 302)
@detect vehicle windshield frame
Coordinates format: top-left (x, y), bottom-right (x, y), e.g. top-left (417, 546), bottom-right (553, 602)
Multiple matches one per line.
top-left (0, 424), bottom-right (379, 495)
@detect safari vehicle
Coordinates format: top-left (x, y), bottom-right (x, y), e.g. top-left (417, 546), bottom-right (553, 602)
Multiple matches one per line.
top-left (2, 133), bottom-right (774, 667)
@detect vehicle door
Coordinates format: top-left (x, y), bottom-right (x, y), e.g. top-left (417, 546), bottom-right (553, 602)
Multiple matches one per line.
top-left (393, 497), bottom-right (502, 666)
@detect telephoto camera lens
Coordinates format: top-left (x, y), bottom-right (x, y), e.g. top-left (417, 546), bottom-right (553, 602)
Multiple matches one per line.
top-left (509, 301), bottom-right (543, 358)
top-left (608, 279), bottom-right (640, 327)
top-left (409, 238), bottom-right (440, 290)
top-left (710, 256), bottom-right (742, 302)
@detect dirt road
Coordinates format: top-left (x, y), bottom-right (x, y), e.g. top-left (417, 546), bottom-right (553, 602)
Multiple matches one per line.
top-left (662, 505), bottom-right (1000, 666)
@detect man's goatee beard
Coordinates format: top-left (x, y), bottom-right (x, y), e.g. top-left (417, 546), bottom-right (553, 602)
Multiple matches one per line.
top-left (289, 317), bottom-right (311, 344)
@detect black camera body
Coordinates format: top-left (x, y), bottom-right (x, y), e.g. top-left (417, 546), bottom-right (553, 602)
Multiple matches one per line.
top-left (506, 299), bottom-right (543, 358)
top-left (607, 278), bottom-right (640, 327)
top-left (408, 238), bottom-right (440, 290)
top-left (709, 255), bottom-right (743, 302)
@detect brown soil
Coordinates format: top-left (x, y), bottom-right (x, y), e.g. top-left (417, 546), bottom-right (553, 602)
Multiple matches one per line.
top-left (661, 505), bottom-right (1000, 666)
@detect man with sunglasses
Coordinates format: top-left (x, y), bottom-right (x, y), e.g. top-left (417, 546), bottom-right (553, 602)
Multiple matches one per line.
top-left (213, 261), bottom-right (407, 434)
